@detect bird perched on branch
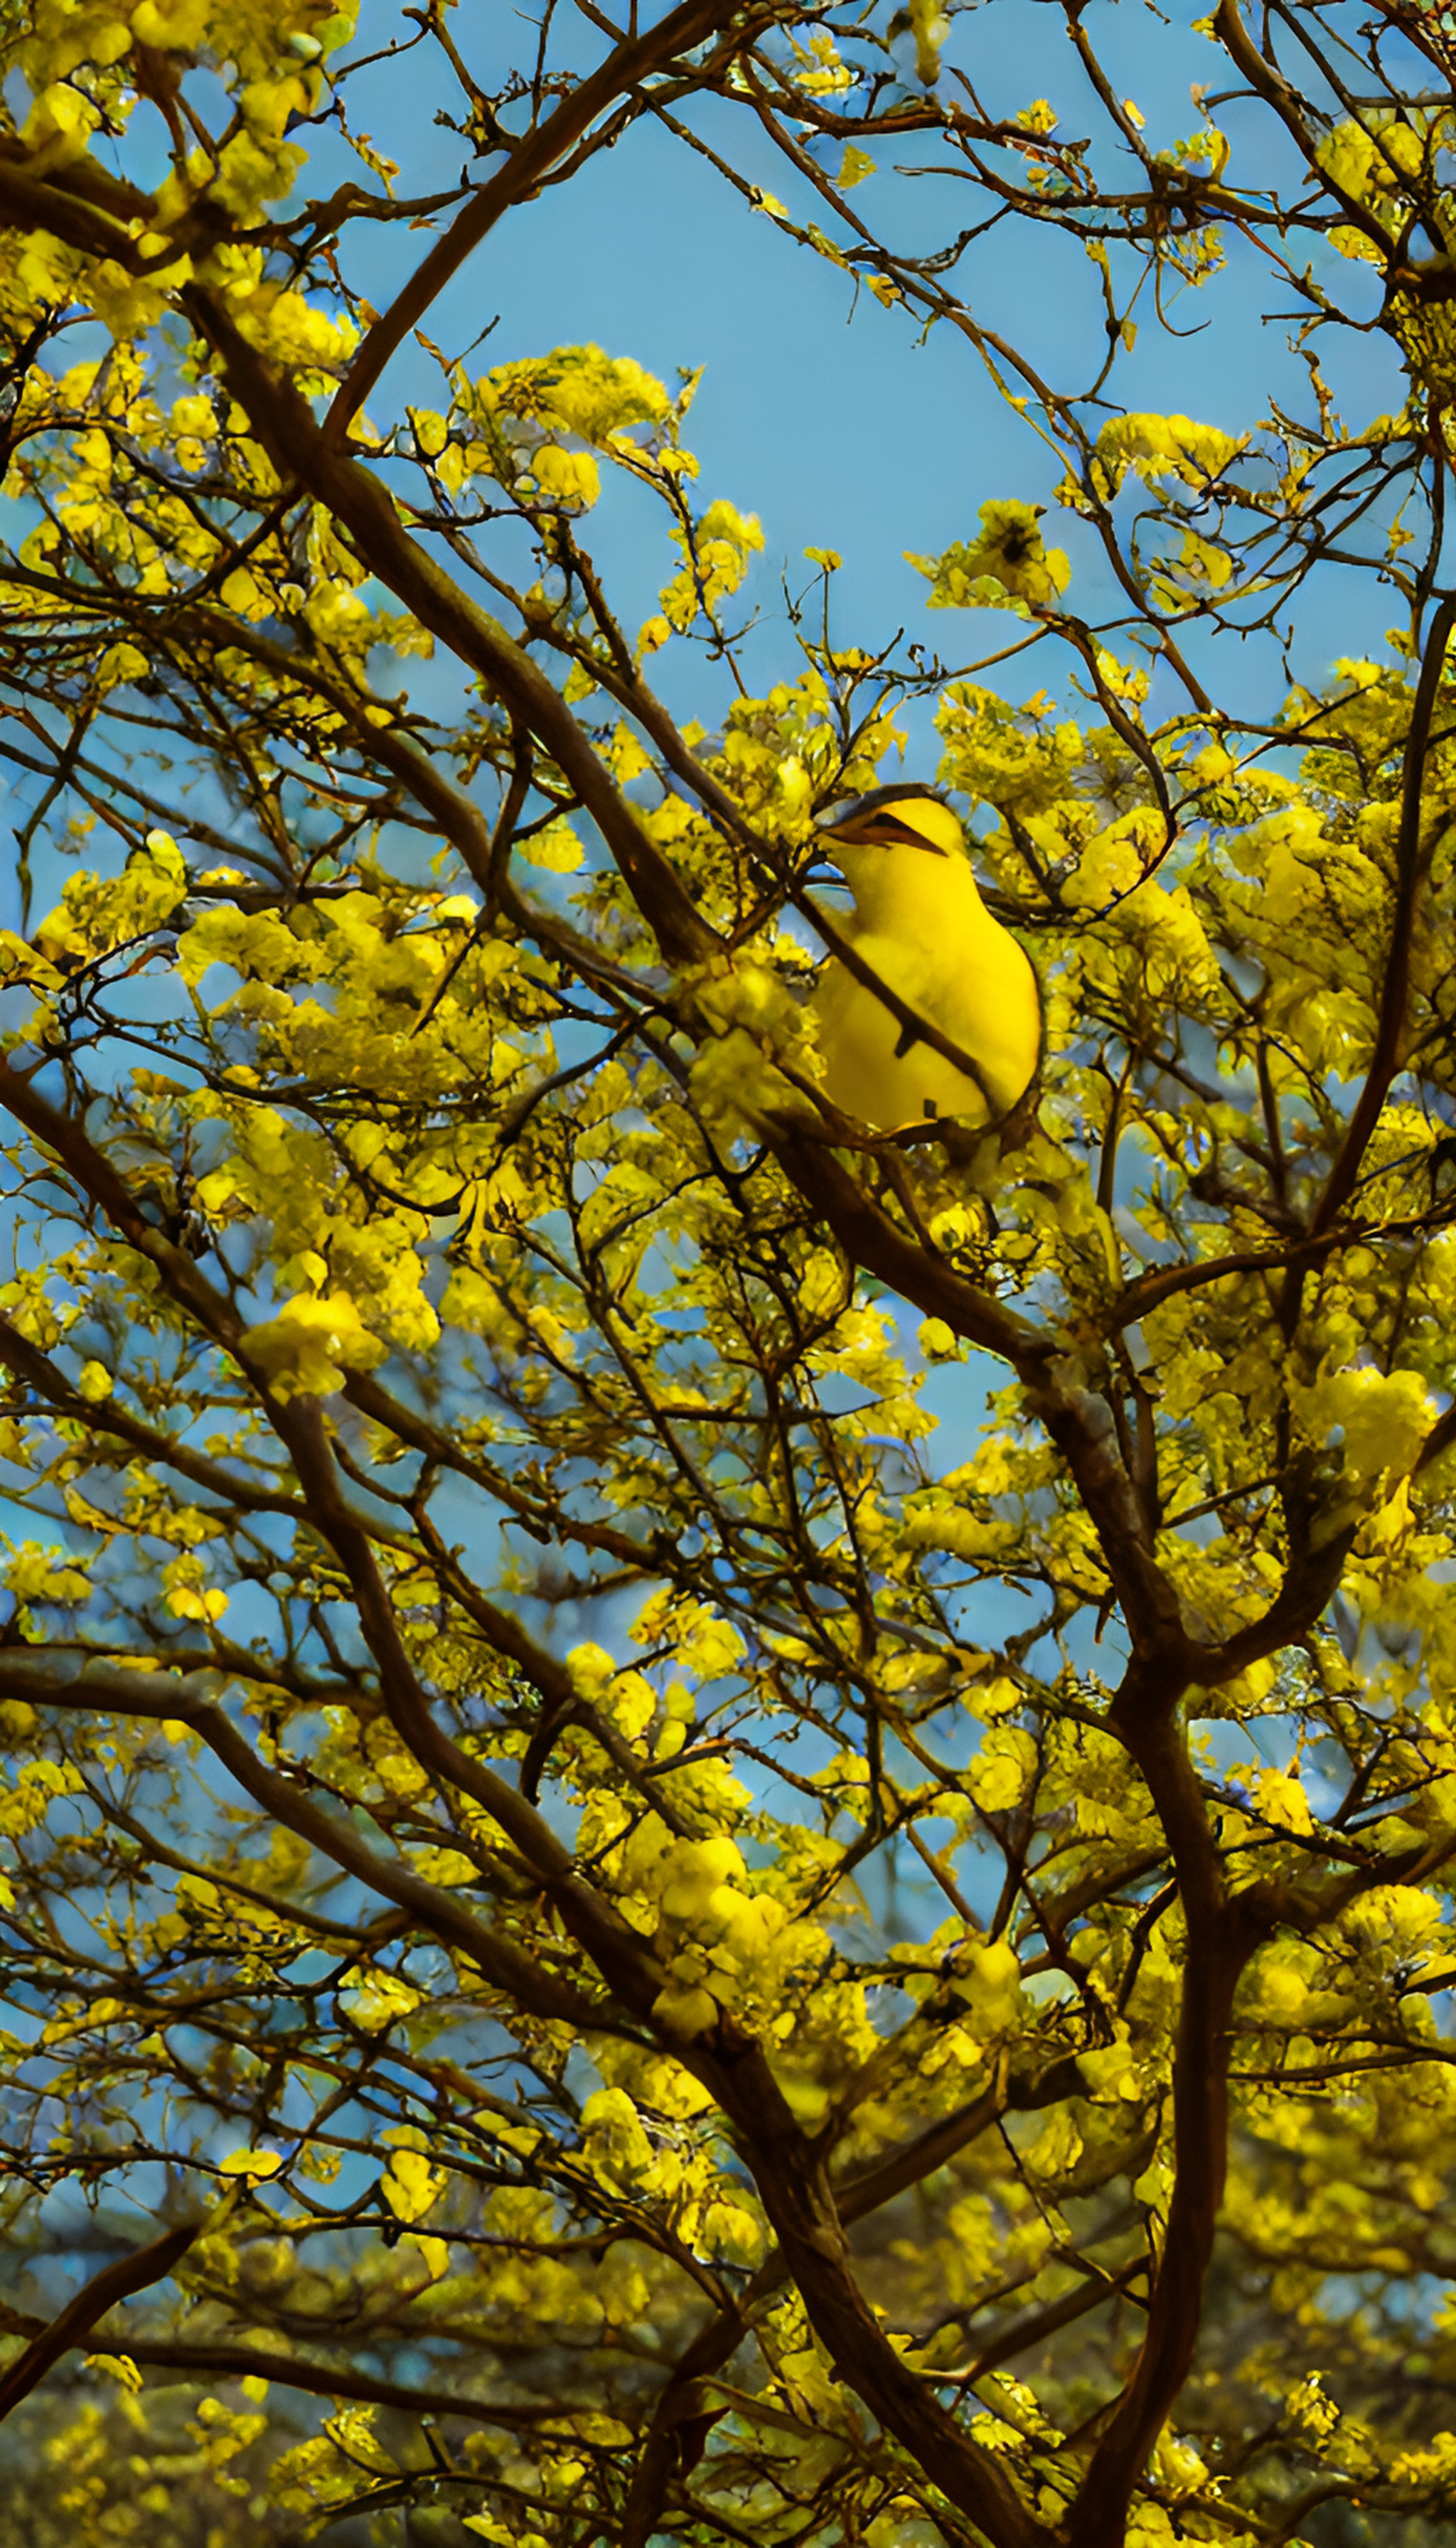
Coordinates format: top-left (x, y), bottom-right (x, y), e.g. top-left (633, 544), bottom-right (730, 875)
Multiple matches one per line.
top-left (807, 786), bottom-right (1041, 1133)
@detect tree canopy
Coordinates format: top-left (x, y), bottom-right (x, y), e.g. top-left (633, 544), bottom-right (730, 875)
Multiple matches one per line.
top-left (1, 1), bottom-right (1456, 2543)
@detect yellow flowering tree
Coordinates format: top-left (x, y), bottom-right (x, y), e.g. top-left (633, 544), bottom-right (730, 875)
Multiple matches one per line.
top-left (1, 1), bottom-right (1455, 2543)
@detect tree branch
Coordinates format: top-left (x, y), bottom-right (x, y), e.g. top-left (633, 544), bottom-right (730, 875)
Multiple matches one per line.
top-left (0, 2222), bottom-right (200, 2423)
top-left (179, 288), bottom-right (719, 973)
top-left (3, 2320), bottom-right (597, 2433)
top-left (325, 0), bottom-right (756, 445)
top-left (1308, 593), bottom-right (1456, 1239)
top-left (0, 1652), bottom-right (612, 2030)
top-left (1068, 1666), bottom-right (1264, 2543)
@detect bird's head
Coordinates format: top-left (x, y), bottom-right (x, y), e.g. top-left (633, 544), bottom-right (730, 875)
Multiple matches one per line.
top-left (815, 787), bottom-right (975, 924)
top-left (817, 785), bottom-right (964, 860)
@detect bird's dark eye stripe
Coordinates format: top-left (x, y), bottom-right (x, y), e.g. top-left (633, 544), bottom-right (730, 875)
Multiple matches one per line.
top-left (827, 815), bottom-right (951, 853)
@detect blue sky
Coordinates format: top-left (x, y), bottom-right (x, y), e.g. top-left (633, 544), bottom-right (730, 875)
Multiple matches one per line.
top-left (315, 0), bottom-right (1409, 737)
top-left (60, 0), bottom-right (1411, 767)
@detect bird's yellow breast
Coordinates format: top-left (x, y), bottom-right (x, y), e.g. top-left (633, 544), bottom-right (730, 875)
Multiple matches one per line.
top-left (808, 839), bottom-right (1039, 1131)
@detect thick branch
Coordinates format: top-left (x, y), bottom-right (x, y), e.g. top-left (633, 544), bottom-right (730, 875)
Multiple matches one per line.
top-left (964, 2251), bottom-right (1150, 2384)
top-left (1105, 1231), bottom-right (1339, 1331)
top-left (1209, 0), bottom-right (1396, 264)
top-left (1067, 1666), bottom-right (1262, 2542)
top-left (2, 2320), bottom-right (590, 2431)
top-left (620, 2303), bottom-right (757, 2548)
top-left (730, 2128), bottom-right (1043, 2548)
top-left (0, 2222), bottom-right (200, 2422)
top-left (0, 154), bottom-right (138, 262)
top-left (834, 2056), bottom-right (1083, 2226)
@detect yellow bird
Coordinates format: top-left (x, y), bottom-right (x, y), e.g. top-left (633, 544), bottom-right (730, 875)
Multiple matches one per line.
top-left (807, 786), bottom-right (1040, 1133)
